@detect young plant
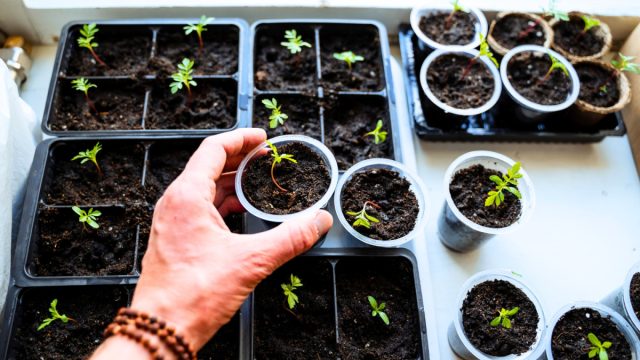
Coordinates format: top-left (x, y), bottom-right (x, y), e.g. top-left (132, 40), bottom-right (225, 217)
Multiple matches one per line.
top-left (71, 78), bottom-right (98, 114)
top-left (367, 296), bottom-right (389, 325)
top-left (333, 51), bottom-right (364, 70)
top-left (364, 120), bottom-right (388, 144)
top-left (538, 52), bottom-right (569, 84)
top-left (346, 201), bottom-right (380, 229)
top-left (542, 0), bottom-right (569, 21)
top-left (72, 206), bottom-right (102, 231)
top-left (485, 162), bottom-right (523, 207)
top-left (281, 274), bottom-right (303, 309)
top-left (280, 29), bottom-right (312, 54)
top-left (183, 15), bottom-right (214, 51)
top-left (37, 299), bottom-right (74, 331)
top-left (490, 307), bottom-right (519, 329)
top-left (71, 142), bottom-right (103, 176)
top-left (460, 33), bottom-right (498, 79)
top-left (587, 332), bottom-right (612, 360)
top-left (262, 98), bottom-right (288, 129)
top-left (611, 53), bottom-right (640, 75)
top-left (170, 58), bottom-right (197, 103)
top-left (266, 140), bottom-right (297, 192)
top-left (445, 0), bottom-right (469, 29)
top-left (77, 23), bottom-right (108, 67)
top-left (580, 15), bottom-right (601, 33)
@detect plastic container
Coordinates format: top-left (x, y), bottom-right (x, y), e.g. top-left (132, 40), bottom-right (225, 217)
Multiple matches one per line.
top-left (333, 158), bottom-right (428, 248)
top-left (601, 261), bottom-right (640, 336)
top-left (235, 135), bottom-right (339, 223)
top-left (487, 12), bottom-right (553, 56)
top-left (448, 269), bottom-right (547, 360)
top-left (410, 6), bottom-right (488, 51)
top-left (438, 151), bottom-right (535, 252)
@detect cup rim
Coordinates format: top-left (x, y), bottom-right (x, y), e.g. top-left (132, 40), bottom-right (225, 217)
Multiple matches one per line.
top-left (623, 262), bottom-right (640, 332)
top-left (410, 6), bottom-right (488, 51)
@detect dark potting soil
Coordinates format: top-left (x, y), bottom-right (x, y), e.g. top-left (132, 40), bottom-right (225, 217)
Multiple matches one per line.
top-left (492, 14), bottom-right (546, 49)
top-left (462, 280), bottom-right (539, 356)
top-left (144, 140), bottom-right (200, 204)
top-left (631, 273), bottom-right (640, 321)
top-left (507, 52), bottom-right (572, 105)
top-left (198, 314), bottom-right (240, 359)
top-left (419, 11), bottom-right (476, 46)
top-left (450, 164), bottom-right (522, 228)
top-left (341, 169), bottom-right (419, 240)
top-left (551, 308), bottom-right (632, 359)
top-left (253, 95), bottom-right (321, 140)
top-left (9, 286), bottom-right (128, 360)
top-left (254, 258), bottom-right (337, 359)
top-left (427, 54), bottom-right (495, 109)
top-left (241, 142), bottom-right (331, 215)
top-left (336, 257), bottom-right (421, 360)
top-left (553, 16), bottom-right (606, 57)
top-left (575, 62), bottom-right (619, 108)
top-left (146, 80), bottom-right (237, 129)
top-left (51, 81), bottom-right (144, 131)
top-left (323, 96), bottom-right (394, 170)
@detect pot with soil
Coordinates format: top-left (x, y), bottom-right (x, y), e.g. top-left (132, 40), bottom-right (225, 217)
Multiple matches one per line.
top-left (438, 151), bottom-right (535, 253)
top-left (549, 12), bottom-right (612, 62)
top-left (449, 270), bottom-right (546, 359)
top-left (601, 262), bottom-right (640, 336)
top-left (410, 5), bottom-right (488, 50)
top-left (487, 12), bottom-right (553, 56)
top-left (500, 45), bottom-right (580, 124)
top-left (544, 302), bottom-right (640, 360)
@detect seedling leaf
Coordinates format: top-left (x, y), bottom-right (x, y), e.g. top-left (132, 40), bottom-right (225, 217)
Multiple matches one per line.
top-left (266, 140), bottom-right (297, 192)
top-left (262, 98), bottom-right (289, 129)
top-left (71, 142), bottom-right (102, 175)
top-left (347, 201), bottom-right (380, 229)
top-left (281, 274), bottom-right (303, 309)
top-left (72, 206), bottom-right (102, 230)
top-left (38, 299), bottom-right (72, 331)
top-left (611, 53), bottom-right (640, 75)
top-left (170, 58), bottom-right (197, 95)
top-left (587, 332), bottom-right (611, 360)
top-left (367, 296), bottom-right (390, 325)
top-left (364, 120), bottom-right (388, 144)
top-left (490, 307), bottom-right (519, 329)
top-left (280, 29), bottom-right (312, 54)
top-left (485, 162), bottom-right (523, 207)
top-left (333, 51), bottom-right (364, 70)
top-left (581, 15), bottom-right (601, 33)
top-left (183, 15), bottom-right (214, 49)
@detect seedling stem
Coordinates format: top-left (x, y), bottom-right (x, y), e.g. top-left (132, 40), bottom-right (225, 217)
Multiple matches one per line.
top-left (170, 58), bottom-right (197, 105)
top-left (77, 23), bottom-right (108, 67)
top-left (71, 78), bottom-right (98, 114)
top-left (460, 33), bottom-right (498, 80)
top-left (266, 140), bottom-right (297, 192)
top-left (445, 0), bottom-right (469, 29)
top-left (37, 299), bottom-right (75, 331)
top-left (71, 142), bottom-right (103, 176)
top-left (539, 52), bottom-right (569, 84)
top-left (184, 15), bottom-right (214, 52)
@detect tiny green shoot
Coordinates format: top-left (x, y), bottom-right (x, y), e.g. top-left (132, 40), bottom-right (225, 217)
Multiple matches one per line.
top-left (333, 51), bottom-right (364, 70)
top-left (346, 201), bottom-right (380, 229)
top-left (367, 296), bottom-right (389, 325)
top-left (539, 52), bottom-right (569, 84)
top-left (71, 142), bottom-right (103, 176)
top-left (445, 0), bottom-right (469, 29)
top-left (581, 15), bottom-right (601, 33)
top-left (170, 58), bottom-right (197, 103)
top-left (71, 78), bottom-right (98, 114)
top-left (72, 206), bottom-right (102, 230)
top-left (262, 98), bottom-right (288, 129)
top-left (281, 274), bottom-right (302, 309)
top-left (599, 85), bottom-right (608, 94)
top-left (266, 140), bottom-right (297, 192)
top-left (37, 299), bottom-right (74, 331)
top-left (460, 33), bottom-right (498, 79)
top-left (587, 332), bottom-right (612, 360)
top-left (490, 307), bottom-right (519, 329)
top-left (611, 53), bottom-right (640, 75)
top-left (485, 162), bottom-right (523, 207)
top-left (280, 30), bottom-right (312, 54)
top-left (77, 23), bottom-right (108, 67)
top-left (183, 15), bottom-right (214, 51)
top-left (542, 0), bottom-right (569, 21)
top-left (364, 120), bottom-right (388, 144)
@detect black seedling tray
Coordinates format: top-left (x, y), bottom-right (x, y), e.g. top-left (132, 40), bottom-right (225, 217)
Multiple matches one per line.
top-left (398, 24), bottom-right (626, 143)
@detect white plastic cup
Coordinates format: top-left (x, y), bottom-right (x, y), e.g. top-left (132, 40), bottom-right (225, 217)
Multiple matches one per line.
top-left (448, 269), bottom-right (547, 360)
top-left (333, 158), bottom-right (428, 248)
top-left (438, 151), bottom-right (535, 252)
top-left (235, 135), bottom-right (339, 223)
top-left (601, 262), bottom-right (640, 336)
top-left (410, 6), bottom-right (488, 51)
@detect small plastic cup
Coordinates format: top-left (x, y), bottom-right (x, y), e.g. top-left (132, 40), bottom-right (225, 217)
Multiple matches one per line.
top-left (601, 262), bottom-right (640, 336)
top-left (438, 151), bottom-right (535, 252)
top-left (410, 6), bottom-right (488, 51)
top-left (235, 135), bottom-right (339, 223)
top-left (334, 158), bottom-right (428, 248)
top-left (448, 269), bottom-right (547, 360)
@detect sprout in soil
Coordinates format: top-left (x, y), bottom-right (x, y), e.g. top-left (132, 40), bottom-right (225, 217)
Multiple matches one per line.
top-left (542, 0), bottom-right (569, 21)
top-left (460, 33), bottom-right (498, 79)
top-left (445, 0), bottom-right (469, 29)
top-left (37, 299), bottom-right (74, 331)
top-left (367, 296), bottom-right (390, 325)
top-left (490, 307), bottom-right (519, 329)
top-left (72, 206), bottom-right (102, 231)
top-left (587, 332), bottom-right (612, 360)
top-left (71, 142), bottom-right (103, 176)
top-left (170, 58), bottom-right (197, 104)
top-left (281, 274), bottom-right (303, 309)
top-left (333, 51), bottom-right (364, 70)
top-left (346, 201), bottom-right (381, 229)
top-left (280, 29), bottom-right (312, 54)
top-left (266, 140), bottom-right (297, 192)
top-left (71, 78), bottom-right (98, 114)
top-left (538, 52), bottom-right (569, 84)
top-left (485, 161), bottom-right (523, 207)
top-left (364, 119), bottom-right (388, 144)
top-left (262, 98), bottom-right (288, 129)
top-left (77, 23), bottom-right (108, 67)
top-left (183, 15), bottom-right (214, 52)
top-left (598, 53), bottom-right (640, 94)
top-left (580, 15), bottom-right (601, 33)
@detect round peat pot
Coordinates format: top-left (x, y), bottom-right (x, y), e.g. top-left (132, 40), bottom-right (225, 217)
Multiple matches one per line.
top-left (601, 262), bottom-right (640, 336)
top-left (544, 302), bottom-right (640, 359)
top-left (549, 12), bottom-right (612, 63)
top-left (449, 270), bottom-right (546, 360)
top-left (438, 151), bottom-right (535, 252)
top-left (334, 158), bottom-right (428, 248)
top-left (500, 45), bottom-right (580, 124)
top-left (235, 135), bottom-right (339, 223)
top-left (410, 6), bottom-right (488, 51)
top-left (487, 12), bottom-right (553, 56)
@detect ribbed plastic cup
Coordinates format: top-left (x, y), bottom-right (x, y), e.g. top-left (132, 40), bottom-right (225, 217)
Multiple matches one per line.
top-left (601, 261), bottom-right (640, 336)
top-left (410, 6), bottom-right (488, 51)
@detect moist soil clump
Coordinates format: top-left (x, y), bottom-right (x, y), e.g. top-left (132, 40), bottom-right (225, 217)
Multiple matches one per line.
top-left (341, 169), bottom-right (419, 240)
top-left (553, 16), bottom-right (605, 57)
top-left (253, 95), bottom-right (321, 139)
top-left (144, 141), bottom-right (200, 203)
top-left (631, 273), bottom-right (640, 321)
top-left (427, 54), bottom-right (494, 109)
top-left (575, 62), bottom-right (619, 108)
top-left (462, 280), bottom-right (539, 356)
top-left (507, 52), bottom-right (572, 105)
top-left (492, 14), bottom-right (546, 49)
top-left (419, 11), bottom-right (476, 46)
top-left (450, 164), bottom-right (522, 228)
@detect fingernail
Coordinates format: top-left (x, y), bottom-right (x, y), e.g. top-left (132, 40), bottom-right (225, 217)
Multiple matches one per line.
top-left (313, 210), bottom-right (333, 237)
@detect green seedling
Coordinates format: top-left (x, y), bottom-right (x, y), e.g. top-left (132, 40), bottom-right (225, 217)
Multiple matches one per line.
top-left (170, 58), bottom-right (197, 104)
top-left (539, 52), bottom-right (569, 84)
top-left (37, 299), bottom-right (74, 331)
top-left (490, 307), bottom-right (519, 329)
top-left (542, 0), bottom-right (569, 21)
top-left (611, 53), bottom-right (640, 75)
top-left (72, 206), bottom-right (102, 230)
top-left (445, 0), bottom-right (469, 29)
top-left (587, 332), bottom-right (612, 360)
top-left (460, 33), bottom-right (498, 79)
top-left (581, 15), bottom-right (601, 33)
top-left (599, 85), bottom-right (608, 94)
top-left (71, 78), bottom-right (98, 114)
top-left (184, 15), bottom-right (214, 51)
top-left (77, 23), bottom-right (108, 67)
top-left (333, 51), bottom-right (364, 70)
top-left (364, 119), bottom-right (388, 144)
top-left (71, 142), bottom-right (103, 176)
top-left (280, 29), bottom-right (312, 54)
top-left (346, 201), bottom-right (380, 229)
top-left (262, 98), bottom-right (288, 129)
top-left (485, 162), bottom-right (523, 207)
top-left (266, 140), bottom-right (297, 192)
top-left (367, 296), bottom-right (389, 325)
top-left (281, 274), bottom-right (303, 309)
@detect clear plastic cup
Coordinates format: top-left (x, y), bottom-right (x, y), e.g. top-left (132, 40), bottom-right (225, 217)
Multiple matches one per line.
top-left (235, 135), bottom-right (339, 223)
top-left (601, 262), bottom-right (640, 336)
top-left (333, 158), bottom-right (428, 248)
top-left (410, 6), bottom-right (488, 51)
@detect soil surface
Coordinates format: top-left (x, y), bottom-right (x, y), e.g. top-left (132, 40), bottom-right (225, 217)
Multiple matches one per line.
top-left (419, 11), bottom-right (476, 46)
top-left (551, 308), bottom-right (632, 359)
top-left (575, 62), bottom-right (619, 108)
top-left (254, 258), bottom-right (337, 359)
top-left (492, 14), bottom-right (546, 49)
top-left (144, 140), bottom-right (200, 203)
top-left (507, 52), bottom-right (572, 105)
top-left (553, 16), bottom-right (606, 57)
top-left (631, 273), bottom-right (640, 321)
top-left (462, 280), bottom-right (539, 356)
top-left (146, 80), bottom-right (237, 129)
top-left (427, 54), bottom-right (494, 109)
top-left (324, 96), bottom-right (394, 170)
top-left (9, 286), bottom-right (128, 360)
top-left (450, 164), bottom-right (522, 228)
top-left (336, 257), bottom-right (421, 360)
top-left (51, 81), bottom-right (144, 131)
top-left (198, 314), bottom-right (240, 359)
top-left (241, 142), bottom-right (331, 215)
top-left (341, 169), bottom-right (419, 240)
top-left (253, 95), bottom-right (321, 139)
